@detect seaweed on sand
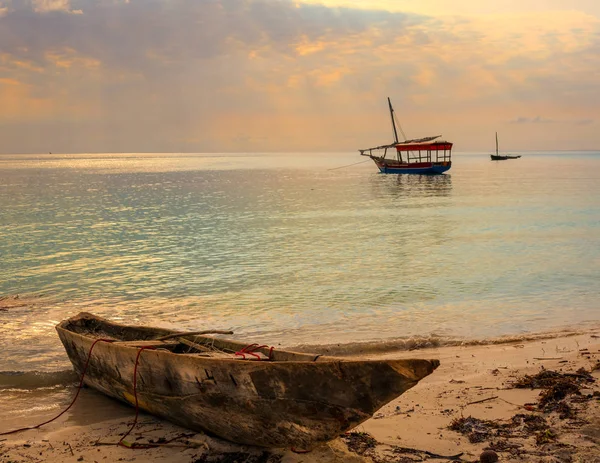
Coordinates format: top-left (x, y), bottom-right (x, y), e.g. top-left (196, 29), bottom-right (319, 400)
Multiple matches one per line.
top-left (449, 416), bottom-right (511, 443)
top-left (510, 414), bottom-right (560, 446)
top-left (534, 429), bottom-right (558, 446)
top-left (510, 413), bottom-right (549, 433)
top-left (511, 367), bottom-right (597, 414)
top-left (449, 412), bottom-right (560, 456)
top-left (449, 366), bottom-right (600, 455)
top-left (341, 432), bottom-right (378, 456)
top-left (342, 432), bottom-right (465, 462)
top-left (512, 368), bottom-right (595, 390)
top-left (487, 439), bottom-right (523, 453)
top-left (193, 451), bottom-right (282, 463)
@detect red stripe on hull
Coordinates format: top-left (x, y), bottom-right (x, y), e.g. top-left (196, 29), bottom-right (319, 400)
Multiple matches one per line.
top-left (374, 161), bottom-right (436, 169)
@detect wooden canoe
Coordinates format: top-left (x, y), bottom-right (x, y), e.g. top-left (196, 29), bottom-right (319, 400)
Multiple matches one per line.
top-left (56, 312), bottom-right (439, 448)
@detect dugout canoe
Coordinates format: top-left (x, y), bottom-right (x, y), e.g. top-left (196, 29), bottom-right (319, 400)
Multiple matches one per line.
top-left (56, 312), bottom-right (439, 448)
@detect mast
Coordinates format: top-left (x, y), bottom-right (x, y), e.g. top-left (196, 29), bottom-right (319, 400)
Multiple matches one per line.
top-left (495, 132), bottom-right (499, 156)
top-left (388, 97), bottom-right (399, 144)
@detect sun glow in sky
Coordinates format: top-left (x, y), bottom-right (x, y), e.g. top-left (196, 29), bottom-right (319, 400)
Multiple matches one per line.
top-left (0, 0), bottom-right (599, 153)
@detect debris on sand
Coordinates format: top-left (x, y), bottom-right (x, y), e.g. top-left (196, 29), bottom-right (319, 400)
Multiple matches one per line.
top-left (511, 368), bottom-right (596, 414)
top-left (341, 432), bottom-right (377, 456)
top-left (193, 451), bottom-right (282, 463)
top-left (449, 414), bottom-right (562, 460)
top-left (511, 368), bottom-right (595, 390)
top-left (508, 413), bottom-right (546, 434)
top-left (445, 367), bottom-right (598, 459)
top-left (486, 438), bottom-right (523, 453)
top-left (534, 429), bottom-right (558, 445)
top-left (342, 432), bottom-right (465, 462)
top-left (449, 416), bottom-right (509, 443)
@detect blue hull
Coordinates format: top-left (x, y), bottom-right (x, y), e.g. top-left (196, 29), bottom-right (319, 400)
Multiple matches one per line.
top-left (378, 164), bottom-right (451, 175)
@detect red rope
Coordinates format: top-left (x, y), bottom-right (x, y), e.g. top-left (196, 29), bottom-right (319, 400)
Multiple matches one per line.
top-left (117, 346), bottom-right (157, 449)
top-left (234, 344), bottom-right (274, 361)
top-left (0, 338), bottom-right (115, 436)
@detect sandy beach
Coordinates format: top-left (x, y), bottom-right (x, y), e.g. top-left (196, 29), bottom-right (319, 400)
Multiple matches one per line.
top-left (1, 330), bottom-right (599, 463)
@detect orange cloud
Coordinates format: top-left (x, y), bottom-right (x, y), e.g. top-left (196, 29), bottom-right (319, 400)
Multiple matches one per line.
top-left (32, 0), bottom-right (82, 14)
top-left (295, 36), bottom-right (327, 56)
top-left (0, 53), bottom-right (44, 73)
top-left (0, 78), bottom-right (54, 121)
top-left (45, 48), bottom-right (101, 70)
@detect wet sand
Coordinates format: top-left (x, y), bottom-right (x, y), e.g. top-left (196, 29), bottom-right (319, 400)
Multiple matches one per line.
top-left (1, 332), bottom-right (599, 463)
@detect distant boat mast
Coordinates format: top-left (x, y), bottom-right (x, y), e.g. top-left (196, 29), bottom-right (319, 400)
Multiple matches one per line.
top-left (388, 97), bottom-right (399, 144)
top-left (495, 132), bottom-right (499, 156)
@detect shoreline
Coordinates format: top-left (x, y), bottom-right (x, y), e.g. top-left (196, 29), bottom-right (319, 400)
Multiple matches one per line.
top-left (1, 332), bottom-right (599, 462)
top-left (3, 284), bottom-right (600, 374)
top-left (290, 325), bottom-right (600, 357)
top-left (2, 294), bottom-right (600, 375)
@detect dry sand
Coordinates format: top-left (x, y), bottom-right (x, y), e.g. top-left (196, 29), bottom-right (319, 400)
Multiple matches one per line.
top-left (1, 332), bottom-right (599, 463)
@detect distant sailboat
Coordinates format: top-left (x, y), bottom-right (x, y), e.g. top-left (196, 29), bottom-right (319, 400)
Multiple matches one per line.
top-left (490, 133), bottom-right (521, 161)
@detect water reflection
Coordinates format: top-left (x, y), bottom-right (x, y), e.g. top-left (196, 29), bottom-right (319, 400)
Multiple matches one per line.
top-left (370, 173), bottom-right (453, 199)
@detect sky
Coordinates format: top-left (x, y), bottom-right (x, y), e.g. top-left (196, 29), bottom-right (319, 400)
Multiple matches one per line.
top-left (0, 0), bottom-right (599, 153)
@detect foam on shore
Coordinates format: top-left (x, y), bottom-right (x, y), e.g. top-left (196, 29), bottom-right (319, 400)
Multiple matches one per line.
top-left (290, 325), bottom-right (600, 356)
top-left (0, 369), bottom-right (77, 390)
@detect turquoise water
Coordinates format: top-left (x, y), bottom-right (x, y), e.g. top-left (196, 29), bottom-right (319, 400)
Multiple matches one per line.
top-left (1, 151), bottom-right (599, 372)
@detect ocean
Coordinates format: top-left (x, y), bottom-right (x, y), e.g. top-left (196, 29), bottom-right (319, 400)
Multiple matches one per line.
top-left (1, 151), bottom-right (599, 391)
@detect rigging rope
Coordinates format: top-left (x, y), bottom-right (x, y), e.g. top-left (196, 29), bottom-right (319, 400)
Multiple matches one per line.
top-left (327, 159), bottom-right (370, 171)
top-left (393, 111), bottom-right (407, 141)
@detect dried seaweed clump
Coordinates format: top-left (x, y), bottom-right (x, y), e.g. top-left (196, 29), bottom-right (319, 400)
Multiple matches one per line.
top-left (512, 368), bottom-right (594, 390)
top-left (510, 413), bottom-right (548, 433)
top-left (511, 368), bottom-right (596, 413)
top-left (449, 416), bottom-right (508, 443)
top-left (451, 413), bottom-right (559, 449)
top-left (341, 431), bottom-right (378, 456)
top-left (534, 429), bottom-right (558, 446)
top-left (510, 413), bottom-right (559, 445)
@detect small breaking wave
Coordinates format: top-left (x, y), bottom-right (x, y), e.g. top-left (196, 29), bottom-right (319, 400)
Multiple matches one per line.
top-left (0, 369), bottom-right (77, 390)
top-left (289, 327), bottom-right (599, 357)
top-left (0, 293), bottom-right (53, 311)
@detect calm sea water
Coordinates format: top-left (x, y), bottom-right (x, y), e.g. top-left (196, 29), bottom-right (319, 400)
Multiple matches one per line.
top-left (1, 151), bottom-right (599, 375)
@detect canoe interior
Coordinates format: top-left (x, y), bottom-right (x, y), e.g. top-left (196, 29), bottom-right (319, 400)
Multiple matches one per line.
top-left (59, 312), bottom-right (328, 362)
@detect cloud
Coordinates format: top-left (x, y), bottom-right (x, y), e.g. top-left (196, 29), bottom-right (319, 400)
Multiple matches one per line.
top-left (0, 0), bottom-right (599, 152)
top-left (32, 0), bottom-right (82, 14)
top-left (510, 116), bottom-right (596, 126)
top-left (510, 116), bottom-right (558, 124)
top-left (297, 0), bottom-right (600, 17)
